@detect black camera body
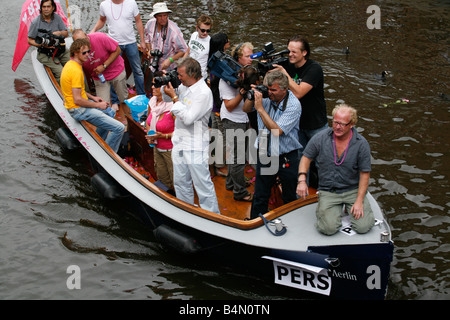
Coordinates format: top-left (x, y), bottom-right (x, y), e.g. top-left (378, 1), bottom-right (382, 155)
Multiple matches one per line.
top-left (36, 29), bottom-right (66, 56)
top-left (246, 85), bottom-right (269, 100)
top-left (207, 51), bottom-right (242, 88)
top-left (254, 42), bottom-right (289, 76)
top-left (150, 49), bottom-right (163, 70)
top-left (257, 56), bottom-right (289, 76)
top-left (154, 70), bottom-right (181, 88)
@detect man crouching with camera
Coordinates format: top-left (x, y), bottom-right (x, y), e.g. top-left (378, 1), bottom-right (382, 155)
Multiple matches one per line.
top-left (28, 0), bottom-right (70, 84)
top-left (243, 70), bottom-right (302, 219)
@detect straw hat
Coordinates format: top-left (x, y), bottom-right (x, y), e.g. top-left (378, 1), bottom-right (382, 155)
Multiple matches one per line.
top-left (150, 2), bottom-right (172, 17)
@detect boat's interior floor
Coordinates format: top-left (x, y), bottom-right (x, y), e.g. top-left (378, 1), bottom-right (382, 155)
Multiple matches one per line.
top-left (92, 103), bottom-right (316, 221)
top-left (116, 105), bottom-right (256, 220)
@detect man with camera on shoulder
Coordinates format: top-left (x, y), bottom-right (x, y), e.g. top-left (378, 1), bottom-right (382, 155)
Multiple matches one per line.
top-left (27, 0), bottom-right (70, 84)
top-left (243, 70), bottom-right (302, 219)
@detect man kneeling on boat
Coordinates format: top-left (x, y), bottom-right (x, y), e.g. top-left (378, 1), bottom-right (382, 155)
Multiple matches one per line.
top-left (297, 104), bottom-right (375, 235)
top-left (60, 38), bottom-right (125, 153)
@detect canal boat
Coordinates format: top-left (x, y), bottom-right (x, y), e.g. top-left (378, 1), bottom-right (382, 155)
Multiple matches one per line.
top-left (31, 42), bottom-right (394, 300)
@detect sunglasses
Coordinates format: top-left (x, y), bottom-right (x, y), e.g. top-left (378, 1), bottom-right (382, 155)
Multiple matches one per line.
top-left (81, 50), bottom-right (91, 55)
top-left (198, 27), bottom-right (211, 33)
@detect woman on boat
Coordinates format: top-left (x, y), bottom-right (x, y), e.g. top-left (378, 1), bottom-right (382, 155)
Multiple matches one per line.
top-left (208, 32), bottom-right (230, 177)
top-left (145, 73), bottom-right (175, 192)
top-left (219, 42), bottom-right (255, 202)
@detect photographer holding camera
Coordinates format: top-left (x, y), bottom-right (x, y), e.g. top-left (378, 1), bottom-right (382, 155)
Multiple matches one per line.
top-left (218, 43), bottom-right (255, 202)
top-left (27, 0), bottom-right (70, 84)
top-left (243, 70), bottom-right (302, 219)
top-left (162, 57), bottom-right (220, 214)
top-left (144, 2), bottom-right (187, 72)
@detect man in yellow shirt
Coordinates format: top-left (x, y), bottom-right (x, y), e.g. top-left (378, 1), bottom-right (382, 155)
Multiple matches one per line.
top-left (60, 38), bottom-right (125, 152)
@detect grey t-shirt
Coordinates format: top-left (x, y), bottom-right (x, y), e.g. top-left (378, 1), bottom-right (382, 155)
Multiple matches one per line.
top-left (303, 127), bottom-right (371, 193)
top-left (28, 13), bottom-right (67, 39)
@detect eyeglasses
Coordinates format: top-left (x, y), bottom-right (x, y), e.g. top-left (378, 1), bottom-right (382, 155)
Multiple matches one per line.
top-left (332, 120), bottom-right (352, 127)
top-left (81, 50), bottom-right (91, 55)
top-left (198, 27), bottom-right (211, 33)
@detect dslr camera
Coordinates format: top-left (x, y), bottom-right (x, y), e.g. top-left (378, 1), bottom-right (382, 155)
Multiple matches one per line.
top-left (254, 42), bottom-right (289, 76)
top-left (150, 49), bottom-right (163, 70)
top-left (246, 85), bottom-right (269, 101)
top-left (153, 70), bottom-right (181, 88)
top-left (35, 29), bottom-right (66, 56)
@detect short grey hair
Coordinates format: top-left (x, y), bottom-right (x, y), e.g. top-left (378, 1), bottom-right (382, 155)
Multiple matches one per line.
top-left (263, 70), bottom-right (289, 90)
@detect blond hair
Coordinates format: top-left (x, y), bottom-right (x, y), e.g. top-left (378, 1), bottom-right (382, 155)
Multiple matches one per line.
top-left (332, 104), bottom-right (358, 125)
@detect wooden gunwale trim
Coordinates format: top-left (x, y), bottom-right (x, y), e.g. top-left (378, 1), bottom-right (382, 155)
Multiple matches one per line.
top-left (45, 65), bottom-right (318, 230)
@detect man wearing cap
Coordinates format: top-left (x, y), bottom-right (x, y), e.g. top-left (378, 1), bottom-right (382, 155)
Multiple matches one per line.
top-left (145, 2), bottom-right (188, 71)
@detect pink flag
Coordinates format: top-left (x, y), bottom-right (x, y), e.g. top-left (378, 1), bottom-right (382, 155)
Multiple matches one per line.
top-left (12, 0), bottom-right (69, 72)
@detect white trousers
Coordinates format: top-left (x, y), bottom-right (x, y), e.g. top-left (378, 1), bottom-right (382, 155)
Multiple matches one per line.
top-left (172, 148), bottom-right (220, 214)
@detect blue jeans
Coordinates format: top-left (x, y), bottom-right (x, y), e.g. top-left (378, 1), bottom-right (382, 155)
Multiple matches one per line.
top-left (111, 42), bottom-right (145, 104)
top-left (69, 107), bottom-right (125, 152)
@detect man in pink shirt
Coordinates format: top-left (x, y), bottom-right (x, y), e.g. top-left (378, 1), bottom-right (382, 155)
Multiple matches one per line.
top-left (72, 29), bottom-right (128, 114)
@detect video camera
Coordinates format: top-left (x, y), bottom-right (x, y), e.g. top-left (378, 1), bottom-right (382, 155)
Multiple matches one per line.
top-left (246, 85), bottom-right (269, 101)
top-left (253, 42), bottom-right (289, 76)
top-left (36, 29), bottom-right (66, 56)
top-left (207, 51), bottom-right (243, 88)
top-left (153, 70), bottom-right (181, 89)
top-left (150, 49), bottom-right (163, 70)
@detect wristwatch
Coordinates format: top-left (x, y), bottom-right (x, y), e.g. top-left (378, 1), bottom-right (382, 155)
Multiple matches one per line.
top-left (102, 63), bottom-right (107, 69)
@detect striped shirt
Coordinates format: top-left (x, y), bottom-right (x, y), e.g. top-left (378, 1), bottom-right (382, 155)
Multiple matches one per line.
top-left (144, 19), bottom-right (188, 71)
top-left (256, 90), bottom-right (302, 156)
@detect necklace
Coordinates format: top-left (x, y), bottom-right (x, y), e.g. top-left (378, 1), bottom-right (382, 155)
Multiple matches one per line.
top-left (111, 0), bottom-right (124, 21)
top-left (333, 130), bottom-right (353, 166)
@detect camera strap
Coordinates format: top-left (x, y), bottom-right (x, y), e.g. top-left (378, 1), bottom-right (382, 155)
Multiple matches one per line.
top-left (152, 22), bottom-right (168, 54)
top-left (271, 92), bottom-right (289, 112)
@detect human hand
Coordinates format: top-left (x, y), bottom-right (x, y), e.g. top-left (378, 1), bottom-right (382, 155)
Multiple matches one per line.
top-left (351, 201), bottom-right (364, 220)
top-left (296, 181), bottom-right (309, 199)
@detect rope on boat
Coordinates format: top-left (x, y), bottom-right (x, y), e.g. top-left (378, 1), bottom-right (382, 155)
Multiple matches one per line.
top-left (259, 214), bottom-right (287, 236)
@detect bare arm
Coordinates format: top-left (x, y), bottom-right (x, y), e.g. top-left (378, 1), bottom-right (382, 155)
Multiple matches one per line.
top-left (72, 88), bottom-right (108, 109)
top-left (273, 64), bottom-right (313, 99)
top-left (93, 45), bottom-right (121, 75)
top-left (135, 14), bottom-right (145, 44)
top-left (90, 16), bottom-right (107, 33)
top-left (296, 156), bottom-right (312, 198)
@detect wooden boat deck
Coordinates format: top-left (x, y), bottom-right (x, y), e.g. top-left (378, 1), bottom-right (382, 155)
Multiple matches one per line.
top-left (42, 62), bottom-right (318, 227)
top-left (117, 106), bottom-right (316, 221)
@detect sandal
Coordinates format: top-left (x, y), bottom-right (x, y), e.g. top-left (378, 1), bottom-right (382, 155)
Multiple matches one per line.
top-left (234, 193), bottom-right (254, 202)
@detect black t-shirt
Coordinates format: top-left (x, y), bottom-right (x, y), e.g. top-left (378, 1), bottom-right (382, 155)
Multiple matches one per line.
top-left (285, 59), bottom-right (327, 130)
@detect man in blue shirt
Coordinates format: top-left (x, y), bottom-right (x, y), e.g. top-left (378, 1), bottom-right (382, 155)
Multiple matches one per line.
top-left (244, 70), bottom-right (302, 219)
top-left (297, 104), bottom-right (375, 235)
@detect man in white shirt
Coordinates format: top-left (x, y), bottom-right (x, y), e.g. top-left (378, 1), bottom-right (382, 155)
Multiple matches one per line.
top-left (185, 14), bottom-right (212, 80)
top-left (91, 0), bottom-right (146, 97)
top-left (163, 57), bottom-right (220, 214)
